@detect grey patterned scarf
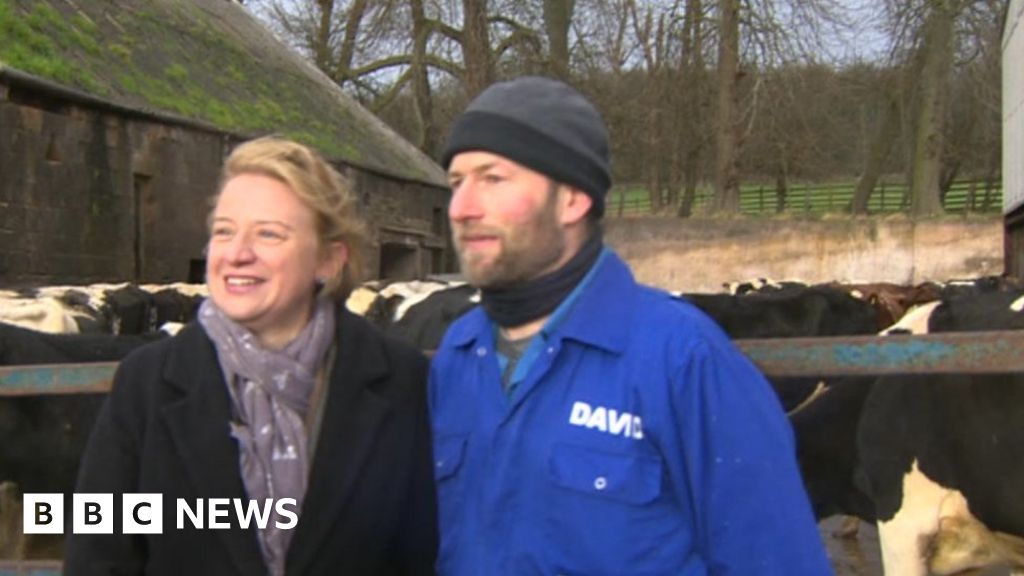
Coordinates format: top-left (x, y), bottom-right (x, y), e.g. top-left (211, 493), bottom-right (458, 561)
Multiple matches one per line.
top-left (198, 297), bottom-right (336, 576)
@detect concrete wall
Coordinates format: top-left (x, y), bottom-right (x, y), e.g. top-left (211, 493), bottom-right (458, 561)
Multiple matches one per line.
top-left (605, 216), bottom-right (1003, 292)
top-left (0, 84), bottom-right (451, 285)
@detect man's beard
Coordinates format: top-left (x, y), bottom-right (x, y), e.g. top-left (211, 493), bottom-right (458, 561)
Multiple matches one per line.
top-left (455, 190), bottom-right (565, 289)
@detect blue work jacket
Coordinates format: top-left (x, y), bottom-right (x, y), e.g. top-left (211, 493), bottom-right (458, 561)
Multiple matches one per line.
top-left (429, 250), bottom-right (832, 575)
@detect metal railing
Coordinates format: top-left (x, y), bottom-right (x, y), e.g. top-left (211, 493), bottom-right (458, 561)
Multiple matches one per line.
top-left (3, 329), bottom-right (1024, 574)
top-left (4, 331), bottom-right (1024, 397)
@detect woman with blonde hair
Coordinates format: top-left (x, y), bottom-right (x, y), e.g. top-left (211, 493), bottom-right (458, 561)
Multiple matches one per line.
top-left (66, 137), bottom-right (437, 575)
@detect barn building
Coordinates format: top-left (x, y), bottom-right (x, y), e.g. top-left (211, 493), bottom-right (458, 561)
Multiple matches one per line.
top-left (1005, 0), bottom-right (1024, 275)
top-left (0, 0), bottom-right (451, 285)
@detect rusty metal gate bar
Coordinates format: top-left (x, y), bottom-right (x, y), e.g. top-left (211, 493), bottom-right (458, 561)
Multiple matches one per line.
top-left (0, 560), bottom-right (62, 576)
top-left (3, 331), bottom-right (1024, 396)
top-left (1, 329), bottom-right (1023, 575)
top-left (739, 331), bottom-right (1024, 377)
top-left (0, 362), bottom-right (117, 396)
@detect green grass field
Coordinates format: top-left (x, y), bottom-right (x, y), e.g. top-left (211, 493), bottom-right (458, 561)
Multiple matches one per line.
top-left (607, 179), bottom-right (1002, 216)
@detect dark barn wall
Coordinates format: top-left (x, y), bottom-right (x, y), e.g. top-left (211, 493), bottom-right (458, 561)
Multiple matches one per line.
top-left (0, 86), bottom-right (451, 286)
top-left (0, 91), bottom-right (221, 284)
top-left (1, 94), bottom-right (134, 282)
top-left (129, 125), bottom-right (223, 283)
top-left (354, 170), bottom-right (452, 280)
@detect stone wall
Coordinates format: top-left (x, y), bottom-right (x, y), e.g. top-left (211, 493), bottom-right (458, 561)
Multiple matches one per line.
top-left (1, 99), bottom-right (138, 283)
top-left (605, 216), bottom-right (1004, 292)
top-left (0, 89), bottom-right (451, 285)
top-left (353, 171), bottom-right (452, 280)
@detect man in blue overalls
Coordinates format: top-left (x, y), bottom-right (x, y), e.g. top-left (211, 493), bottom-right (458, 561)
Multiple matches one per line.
top-left (430, 75), bottom-right (832, 575)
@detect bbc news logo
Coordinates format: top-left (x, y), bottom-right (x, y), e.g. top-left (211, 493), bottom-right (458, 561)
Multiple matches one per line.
top-left (24, 494), bottom-right (298, 534)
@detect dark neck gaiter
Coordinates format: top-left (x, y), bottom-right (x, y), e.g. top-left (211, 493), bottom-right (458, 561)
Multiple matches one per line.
top-left (480, 232), bottom-right (603, 328)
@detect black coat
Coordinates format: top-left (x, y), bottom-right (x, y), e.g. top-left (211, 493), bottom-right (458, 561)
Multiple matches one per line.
top-left (64, 309), bottom-right (437, 576)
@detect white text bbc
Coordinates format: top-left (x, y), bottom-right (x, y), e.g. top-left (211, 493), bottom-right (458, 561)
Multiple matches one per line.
top-left (23, 494), bottom-right (299, 534)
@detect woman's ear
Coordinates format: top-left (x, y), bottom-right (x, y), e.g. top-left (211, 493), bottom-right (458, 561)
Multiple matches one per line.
top-left (318, 241), bottom-right (349, 282)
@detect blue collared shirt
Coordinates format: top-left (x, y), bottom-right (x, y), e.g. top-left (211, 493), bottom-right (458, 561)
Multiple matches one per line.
top-left (496, 249), bottom-right (610, 397)
top-left (429, 250), bottom-right (831, 575)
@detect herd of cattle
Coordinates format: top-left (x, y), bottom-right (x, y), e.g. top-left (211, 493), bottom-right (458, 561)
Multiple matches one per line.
top-left (2, 276), bottom-right (1024, 574)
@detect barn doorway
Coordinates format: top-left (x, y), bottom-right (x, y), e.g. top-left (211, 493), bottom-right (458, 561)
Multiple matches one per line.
top-left (379, 242), bottom-right (420, 280)
top-left (133, 173), bottom-right (155, 282)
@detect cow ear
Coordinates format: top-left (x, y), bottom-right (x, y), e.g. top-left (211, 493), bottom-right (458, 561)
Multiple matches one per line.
top-left (558, 186), bottom-right (592, 226)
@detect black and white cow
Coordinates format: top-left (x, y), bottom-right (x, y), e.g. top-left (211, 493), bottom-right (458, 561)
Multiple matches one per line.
top-left (0, 323), bottom-right (169, 560)
top-left (684, 285), bottom-right (881, 416)
top-left (385, 284), bottom-right (479, 351)
top-left (859, 291), bottom-right (1024, 575)
top-left (1, 283), bottom-right (207, 336)
top-left (685, 285), bottom-right (880, 338)
top-left (793, 291), bottom-right (1024, 574)
top-left (369, 280), bottom-right (882, 360)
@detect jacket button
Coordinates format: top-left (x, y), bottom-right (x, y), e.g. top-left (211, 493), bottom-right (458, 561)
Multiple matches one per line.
top-left (476, 346), bottom-right (487, 357)
top-left (594, 476), bottom-right (608, 490)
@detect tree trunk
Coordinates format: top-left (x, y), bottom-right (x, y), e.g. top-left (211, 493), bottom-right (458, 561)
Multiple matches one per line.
top-left (462, 0), bottom-right (494, 99)
top-left (543, 0), bottom-right (575, 79)
top-left (334, 0), bottom-right (368, 84)
top-left (981, 145), bottom-right (1000, 211)
top-left (677, 0), bottom-right (704, 219)
top-left (678, 149), bottom-right (699, 217)
top-left (775, 164), bottom-right (788, 213)
top-left (939, 160), bottom-right (960, 205)
top-left (410, 0), bottom-right (438, 153)
top-left (313, 0), bottom-right (335, 71)
top-left (646, 121), bottom-right (664, 213)
top-left (852, 95), bottom-right (900, 214)
top-left (909, 0), bottom-right (957, 216)
top-left (713, 0), bottom-right (741, 213)
top-left (667, 143), bottom-right (682, 208)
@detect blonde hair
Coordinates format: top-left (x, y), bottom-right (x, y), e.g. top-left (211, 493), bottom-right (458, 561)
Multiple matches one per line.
top-left (214, 136), bottom-right (369, 300)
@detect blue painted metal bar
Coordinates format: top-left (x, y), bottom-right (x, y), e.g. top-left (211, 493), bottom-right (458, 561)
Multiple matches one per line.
top-left (1, 331), bottom-right (1023, 396)
top-left (737, 331), bottom-right (1024, 377)
top-left (0, 330), bottom-right (1022, 574)
top-left (0, 362), bottom-right (117, 396)
top-left (0, 560), bottom-right (62, 576)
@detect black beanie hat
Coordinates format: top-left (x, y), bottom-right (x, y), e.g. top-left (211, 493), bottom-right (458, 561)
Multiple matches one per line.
top-left (441, 76), bottom-right (611, 218)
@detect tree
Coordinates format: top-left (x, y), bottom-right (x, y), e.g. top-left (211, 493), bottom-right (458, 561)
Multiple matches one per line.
top-left (908, 0), bottom-right (960, 215)
top-left (677, 0), bottom-right (711, 218)
top-left (852, 73), bottom-right (901, 214)
top-left (246, 0), bottom-right (1006, 218)
top-left (462, 0), bottom-right (496, 98)
top-left (712, 0), bottom-right (741, 213)
top-left (544, 0), bottom-right (576, 78)
top-left (409, 0), bottom-right (438, 151)
top-left (249, 0), bottom-right (541, 150)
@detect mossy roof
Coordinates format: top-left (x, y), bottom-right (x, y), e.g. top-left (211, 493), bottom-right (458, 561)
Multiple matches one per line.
top-left (0, 0), bottom-right (446, 187)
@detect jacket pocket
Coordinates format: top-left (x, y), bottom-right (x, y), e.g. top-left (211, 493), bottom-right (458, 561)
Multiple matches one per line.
top-left (433, 434), bottom-right (467, 481)
top-left (548, 442), bottom-right (663, 505)
top-left (433, 434), bottom-right (469, 572)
